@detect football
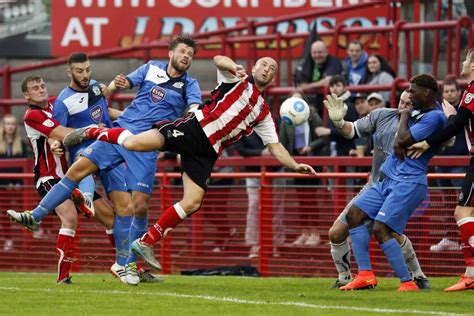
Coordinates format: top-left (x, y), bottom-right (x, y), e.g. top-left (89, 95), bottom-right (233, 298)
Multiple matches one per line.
top-left (279, 97), bottom-right (310, 126)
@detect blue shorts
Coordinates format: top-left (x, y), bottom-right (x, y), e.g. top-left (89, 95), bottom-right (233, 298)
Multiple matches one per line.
top-left (82, 141), bottom-right (157, 194)
top-left (354, 177), bottom-right (427, 235)
top-left (98, 163), bottom-right (128, 194)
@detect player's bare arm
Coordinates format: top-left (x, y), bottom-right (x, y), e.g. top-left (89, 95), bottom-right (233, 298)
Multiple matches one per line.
top-left (103, 74), bottom-right (130, 97)
top-left (49, 125), bottom-right (75, 141)
top-left (393, 109), bottom-right (413, 160)
top-left (108, 108), bottom-right (123, 120)
top-left (266, 142), bottom-right (316, 175)
top-left (213, 55), bottom-right (246, 79)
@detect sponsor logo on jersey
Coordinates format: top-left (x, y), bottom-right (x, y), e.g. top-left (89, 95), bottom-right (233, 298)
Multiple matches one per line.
top-left (90, 104), bottom-right (103, 122)
top-left (42, 119), bottom-right (55, 127)
top-left (173, 82), bottom-right (184, 89)
top-left (150, 86), bottom-right (166, 103)
top-left (465, 93), bottom-right (474, 104)
top-left (469, 236), bottom-right (474, 248)
top-left (377, 211), bottom-right (386, 216)
top-left (92, 85), bottom-right (101, 96)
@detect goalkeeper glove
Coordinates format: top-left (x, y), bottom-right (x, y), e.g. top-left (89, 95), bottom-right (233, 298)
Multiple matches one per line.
top-left (323, 94), bottom-right (347, 128)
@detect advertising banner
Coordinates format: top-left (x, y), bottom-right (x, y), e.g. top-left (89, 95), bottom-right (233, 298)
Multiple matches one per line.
top-left (51, 0), bottom-right (389, 58)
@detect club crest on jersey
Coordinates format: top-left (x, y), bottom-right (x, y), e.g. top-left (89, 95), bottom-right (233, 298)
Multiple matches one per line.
top-left (150, 86), bottom-right (166, 103)
top-left (42, 119), bottom-right (55, 128)
top-left (90, 105), bottom-right (103, 123)
top-left (92, 85), bottom-right (101, 96)
top-left (465, 93), bottom-right (474, 104)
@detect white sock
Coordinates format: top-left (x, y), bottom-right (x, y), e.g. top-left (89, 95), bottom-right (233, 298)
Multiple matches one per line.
top-left (400, 235), bottom-right (426, 278)
top-left (465, 267), bottom-right (474, 278)
top-left (330, 239), bottom-right (352, 281)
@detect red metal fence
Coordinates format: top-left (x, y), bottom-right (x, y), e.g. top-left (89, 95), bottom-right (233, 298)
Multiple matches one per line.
top-left (0, 157), bottom-right (468, 278)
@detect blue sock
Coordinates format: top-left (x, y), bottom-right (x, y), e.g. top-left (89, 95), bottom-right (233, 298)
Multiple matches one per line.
top-left (32, 177), bottom-right (78, 222)
top-left (349, 225), bottom-right (372, 271)
top-left (113, 215), bottom-right (132, 266)
top-left (78, 175), bottom-right (95, 198)
top-left (126, 216), bottom-right (148, 264)
top-left (381, 238), bottom-right (412, 282)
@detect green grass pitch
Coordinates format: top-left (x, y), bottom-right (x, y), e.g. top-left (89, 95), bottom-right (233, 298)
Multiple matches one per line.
top-left (0, 272), bottom-right (471, 315)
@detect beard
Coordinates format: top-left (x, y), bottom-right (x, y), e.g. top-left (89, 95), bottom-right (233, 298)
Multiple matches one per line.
top-left (72, 74), bottom-right (90, 90)
top-left (171, 56), bottom-right (190, 73)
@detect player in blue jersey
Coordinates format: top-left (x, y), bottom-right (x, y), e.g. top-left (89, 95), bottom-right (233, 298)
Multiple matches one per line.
top-left (6, 34), bottom-right (201, 285)
top-left (327, 90), bottom-right (430, 290)
top-left (52, 52), bottom-right (139, 283)
top-left (327, 74), bottom-right (446, 291)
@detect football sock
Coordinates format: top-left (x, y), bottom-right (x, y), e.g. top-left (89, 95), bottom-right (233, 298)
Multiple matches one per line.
top-left (88, 127), bottom-right (132, 146)
top-left (32, 176), bottom-right (78, 223)
top-left (400, 235), bottom-right (426, 278)
top-left (349, 225), bottom-right (372, 271)
top-left (113, 215), bottom-right (132, 266)
top-left (77, 175), bottom-right (95, 199)
top-left (56, 228), bottom-right (75, 283)
top-left (105, 229), bottom-right (115, 249)
top-left (140, 203), bottom-right (187, 245)
top-left (126, 216), bottom-right (148, 265)
top-left (330, 240), bottom-right (352, 281)
top-left (381, 238), bottom-right (412, 282)
top-left (458, 217), bottom-right (474, 277)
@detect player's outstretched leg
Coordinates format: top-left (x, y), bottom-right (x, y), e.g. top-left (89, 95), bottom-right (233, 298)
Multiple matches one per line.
top-left (130, 239), bottom-right (162, 270)
top-left (7, 210), bottom-right (40, 231)
top-left (63, 126), bottom-right (92, 147)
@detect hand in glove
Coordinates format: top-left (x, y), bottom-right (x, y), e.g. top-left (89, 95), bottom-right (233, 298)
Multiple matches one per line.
top-left (323, 94), bottom-right (347, 128)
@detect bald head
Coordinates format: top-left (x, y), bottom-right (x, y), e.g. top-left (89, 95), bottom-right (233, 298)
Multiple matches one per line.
top-left (252, 57), bottom-right (278, 91)
top-left (311, 41), bottom-right (328, 66)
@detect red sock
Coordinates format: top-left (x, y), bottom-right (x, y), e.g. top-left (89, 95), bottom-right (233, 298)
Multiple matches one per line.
top-left (87, 127), bottom-right (127, 144)
top-left (106, 229), bottom-right (115, 250)
top-left (140, 204), bottom-right (185, 245)
top-left (56, 230), bottom-right (75, 283)
top-left (459, 218), bottom-right (474, 267)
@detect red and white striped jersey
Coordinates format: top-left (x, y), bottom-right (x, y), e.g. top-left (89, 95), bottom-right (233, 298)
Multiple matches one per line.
top-left (459, 81), bottom-right (474, 153)
top-left (194, 70), bottom-right (279, 156)
top-left (23, 103), bottom-right (68, 187)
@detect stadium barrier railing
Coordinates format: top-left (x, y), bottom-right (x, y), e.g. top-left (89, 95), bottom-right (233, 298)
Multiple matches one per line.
top-left (0, 156), bottom-right (468, 278)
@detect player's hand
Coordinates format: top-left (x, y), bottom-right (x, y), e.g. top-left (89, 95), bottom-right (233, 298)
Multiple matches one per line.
top-left (295, 163), bottom-right (316, 175)
top-left (113, 74), bottom-right (128, 90)
top-left (50, 140), bottom-right (64, 157)
top-left (442, 99), bottom-right (457, 117)
top-left (323, 94), bottom-right (347, 127)
top-left (407, 141), bottom-right (430, 159)
top-left (235, 65), bottom-right (247, 82)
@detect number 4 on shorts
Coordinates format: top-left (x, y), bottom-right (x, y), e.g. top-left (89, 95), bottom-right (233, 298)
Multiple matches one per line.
top-left (172, 130), bottom-right (184, 138)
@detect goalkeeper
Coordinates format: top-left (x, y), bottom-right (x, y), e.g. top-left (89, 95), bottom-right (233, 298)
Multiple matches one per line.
top-left (326, 89), bottom-right (432, 290)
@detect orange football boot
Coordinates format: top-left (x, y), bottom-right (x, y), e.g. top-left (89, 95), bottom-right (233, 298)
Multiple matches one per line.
top-left (398, 280), bottom-right (419, 291)
top-left (340, 270), bottom-right (377, 290)
top-left (444, 275), bottom-right (474, 292)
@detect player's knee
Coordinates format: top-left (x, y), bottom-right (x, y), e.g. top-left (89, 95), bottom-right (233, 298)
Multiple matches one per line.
top-left (373, 222), bottom-right (391, 243)
top-left (328, 223), bottom-right (348, 243)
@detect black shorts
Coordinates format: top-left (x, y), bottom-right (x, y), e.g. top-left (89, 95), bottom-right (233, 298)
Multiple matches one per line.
top-left (458, 159), bottom-right (474, 206)
top-left (155, 113), bottom-right (218, 190)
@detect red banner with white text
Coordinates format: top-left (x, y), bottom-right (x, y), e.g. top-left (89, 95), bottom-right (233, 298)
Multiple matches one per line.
top-left (51, 0), bottom-right (389, 58)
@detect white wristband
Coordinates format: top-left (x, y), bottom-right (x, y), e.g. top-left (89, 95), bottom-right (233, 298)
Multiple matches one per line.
top-left (334, 119), bottom-right (345, 129)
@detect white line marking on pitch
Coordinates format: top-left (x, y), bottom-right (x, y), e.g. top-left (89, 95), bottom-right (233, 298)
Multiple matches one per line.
top-left (0, 286), bottom-right (466, 316)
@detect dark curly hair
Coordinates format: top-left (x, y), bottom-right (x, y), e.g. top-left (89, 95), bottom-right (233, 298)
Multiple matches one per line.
top-left (169, 33), bottom-right (198, 55)
top-left (409, 73), bottom-right (439, 94)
